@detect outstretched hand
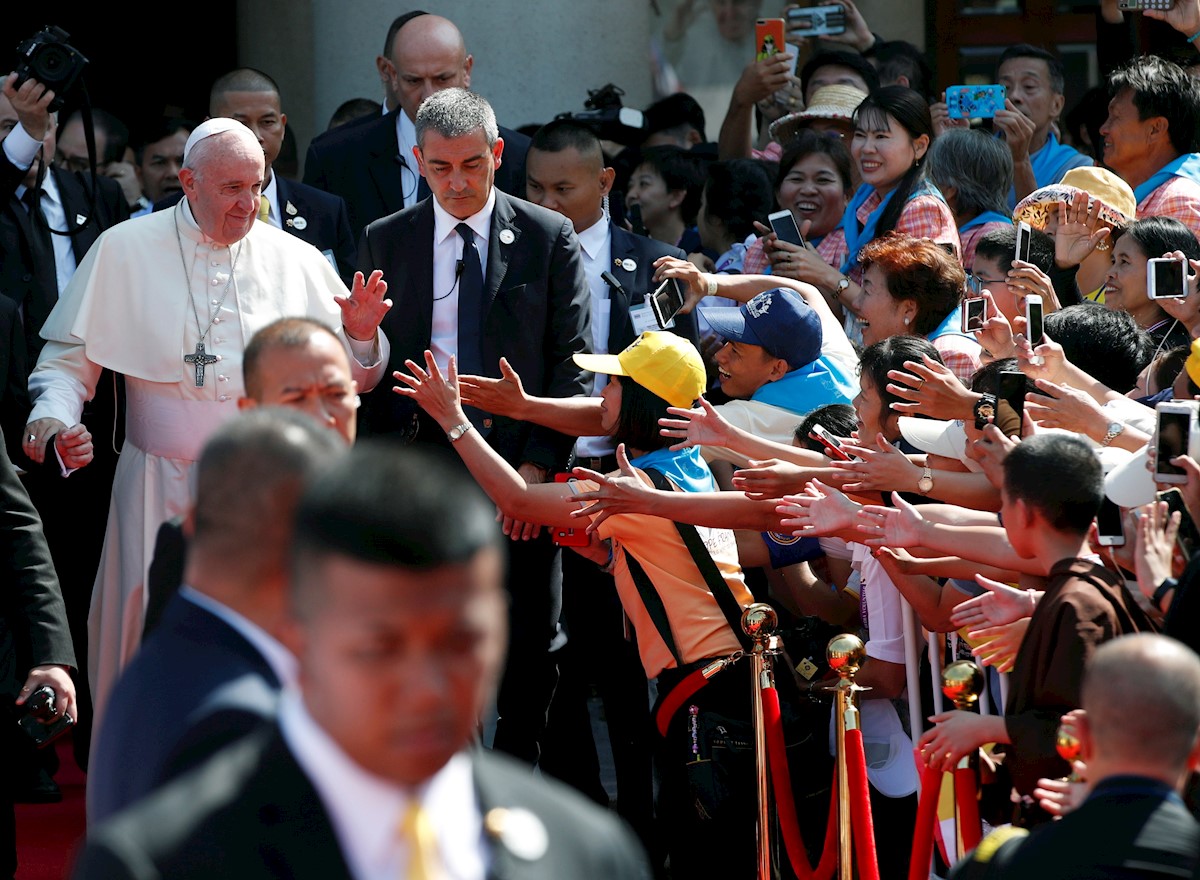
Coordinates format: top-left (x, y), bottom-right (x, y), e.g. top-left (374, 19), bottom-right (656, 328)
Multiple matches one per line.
top-left (777, 478), bottom-right (860, 537)
top-left (392, 350), bottom-right (466, 428)
top-left (950, 574), bottom-right (1036, 630)
top-left (855, 491), bottom-right (926, 548)
top-left (459, 357), bottom-right (529, 419)
top-left (337, 269), bottom-right (392, 341)
top-left (659, 397), bottom-right (734, 451)
top-left (568, 444), bottom-right (654, 533)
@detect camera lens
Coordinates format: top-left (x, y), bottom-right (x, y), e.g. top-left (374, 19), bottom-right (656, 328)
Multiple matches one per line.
top-left (34, 46), bottom-right (70, 78)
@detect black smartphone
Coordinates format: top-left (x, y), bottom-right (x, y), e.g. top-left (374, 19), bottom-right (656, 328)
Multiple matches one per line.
top-left (1015, 220), bottom-right (1032, 264)
top-left (628, 203), bottom-right (646, 237)
top-left (996, 370), bottom-right (1026, 438)
top-left (650, 277), bottom-right (686, 328)
top-left (768, 209), bottom-right (805, 248)
top-left (1096, 496), bottom-right (1126, 547)
top-left (1159, 488), bottom-right (1200, 558)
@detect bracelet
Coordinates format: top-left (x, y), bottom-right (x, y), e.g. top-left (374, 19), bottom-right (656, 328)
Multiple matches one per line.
top-left (1026, 589), bottom-right (1038, 616)
top-left (1188, 27), bottom-right (1200, 43)
top-left (1152, 577), bottom-right (1178, 612)
top-left (705, 275), bottom-right (718, 297)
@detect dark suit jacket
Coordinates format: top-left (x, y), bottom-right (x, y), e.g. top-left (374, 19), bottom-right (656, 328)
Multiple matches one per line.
top-left (357, 189), bottom-right (591, 472)
top-left (73, 726), bottom-right (652, 880)
top-left (0, 296), bottom-right (30, 466)
top-left (950, 777), bottom-right (1200, 880)
top-left (303, 107), bottom-right (531, 238)
top-left (0, 155), bottom-right (130, 365)
top-left (155, 176), bottom-right (358, 287)
top-left (87, 591), bottom-right (281, 824)
top-left (606, 224), bottom-right (698, 354)
top-left (0, 426), bottom-right (75, 697)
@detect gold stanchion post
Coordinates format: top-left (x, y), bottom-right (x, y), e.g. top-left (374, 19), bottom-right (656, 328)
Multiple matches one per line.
top-left (827, 633), bottom-right (867, 880)
top-left (743, 603), bottom-right (781, 880)
top-left (941, 660), bottom-right (984, 768)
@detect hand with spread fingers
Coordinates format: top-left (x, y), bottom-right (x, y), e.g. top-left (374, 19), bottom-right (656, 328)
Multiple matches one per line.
top-left (459, 357), bottom-right (530, 420)
top-left (950, 573), bottom-right (1038, 630)
top-left (855, 491), bottom-right (927, 549)
top-left (1133, 499), bottom-right (1181, 608)
top-left (777, 478), bottom-right (861, 537)
top-left (336, 269), bottom-right (391, 341)
top-left (974, 289), bottom-right (1018, 361)
top-left (1006, 260), bottom-right (1060, 313)
top-left (568, 444), bottom-right (653, 533)
top-left (652, 255), bottom-right (708, 315)
top-left (658, 397), bottom-right (733, 451)
top-left (732, 458), bottom-right (811, 499)
top-left (968, 617), bottom-right (1029, 673)
top-left (392, 350), bottom-right (467, 429)
top-left (1054, 192), bottom-right (1111, 269)
top-left (886, 354), bottom-right (976, 419)
top-left (831, 434), bottom-right (922, 494)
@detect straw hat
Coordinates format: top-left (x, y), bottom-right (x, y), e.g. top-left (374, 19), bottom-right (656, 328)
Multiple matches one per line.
top-left (1012, 166), bottom-right (1136, 232)
top-left (769, 84), bottom-right (868, 146)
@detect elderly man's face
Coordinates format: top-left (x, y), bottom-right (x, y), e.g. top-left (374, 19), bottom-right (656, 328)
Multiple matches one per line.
top-left (179, 133), bottom-right (264, 245)
top-left (416, 128), bottom-right (502, 221)
top-left (288, 547), bottom-right (506, 786)
top-left (240, 333), bottom-right (358, 444)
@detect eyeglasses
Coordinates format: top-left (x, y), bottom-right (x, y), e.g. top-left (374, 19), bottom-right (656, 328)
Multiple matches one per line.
top-left (965, 273), bottom-right (1007, 295)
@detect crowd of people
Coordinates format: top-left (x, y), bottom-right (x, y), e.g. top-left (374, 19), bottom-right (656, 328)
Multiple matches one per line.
top-left (7, 2), bottom-right (1200, 878)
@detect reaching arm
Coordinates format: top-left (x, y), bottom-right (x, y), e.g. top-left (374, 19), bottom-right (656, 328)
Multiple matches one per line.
top-left (458, 356), bottom-right (606, 437)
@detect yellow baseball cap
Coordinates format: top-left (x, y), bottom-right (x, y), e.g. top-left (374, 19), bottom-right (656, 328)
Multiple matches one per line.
top-left (1186, 338), bottom-right (1200, 390)
top-left (573, 331), bottom-right (706, 408)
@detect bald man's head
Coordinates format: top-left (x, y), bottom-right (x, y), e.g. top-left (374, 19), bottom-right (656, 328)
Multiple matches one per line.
top-left (376, 14), bottom-right (472, 120)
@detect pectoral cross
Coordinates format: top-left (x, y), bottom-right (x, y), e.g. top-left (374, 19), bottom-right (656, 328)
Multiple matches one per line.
top-left (184, 342), bottom-right (218, 387)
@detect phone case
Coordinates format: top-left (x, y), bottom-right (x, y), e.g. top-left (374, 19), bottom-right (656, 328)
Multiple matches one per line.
top-left (1118, 0), bottom-right (1172, 9)
top-left (786, 5), bottom-right (846, 36)
top-left (946, 85), bottom-right (1007, 119)
top-left (552, 474), bottom-right (590, 546)
top-left (755, 19), bottom-right (785, 61)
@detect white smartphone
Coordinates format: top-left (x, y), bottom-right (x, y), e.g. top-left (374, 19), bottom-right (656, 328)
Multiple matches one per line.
top-left (768, 209), bottom-right (805, 248)
top-left (1025, 293), bottom-right (1043, 347)
top-left (961, 296), bottom-right (988, 333)
top-left (649, 277), bottom-right (685, 329)
top-left (1154, 400), bottom-right (1199, 484)
top-left (1015, 220), bottom-right (1032, 264)
top-left (1096, 496), bottom-right (1126, 547)
top-left (1147, 256), bottom-right (1188, 300)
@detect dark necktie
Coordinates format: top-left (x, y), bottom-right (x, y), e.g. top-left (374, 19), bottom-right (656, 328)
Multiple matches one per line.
top-left (455, 222), bottom-right (486, 428)
top-left (416, 174), bottom-right (431, 203)
top-left (19, 188), bottom-right (58, 359)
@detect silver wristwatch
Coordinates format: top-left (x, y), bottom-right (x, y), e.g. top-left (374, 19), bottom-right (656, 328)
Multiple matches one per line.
top-left (1099, 420), bottom-right (1124, 447)
top-left (917, 465), bottom-right (934, 495)
top-left (447, 422), bottom-right (473, 443)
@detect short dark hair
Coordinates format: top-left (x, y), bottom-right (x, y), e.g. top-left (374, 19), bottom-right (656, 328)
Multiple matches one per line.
top-left (291, 441), bottom-right (500, 597)
top-left (998, 44), bottom-right (1066, 95)
top-left (873, 40), bottom-right (932, 98)
top-left (243, 317), bottom-right (342, 399)
top-left (643, 92), bottom-right (707, 142)
top-left (613, 375), bottom-right (674, 453)
top-left (59, 107), bottom-right (130, 165)
top-left (328, 97), bottom-right (382, 131)
top-left (974, 225), bottom-right (1055, 275)
top-left (925, 128), bottom-right (1013, 221)
top-left (775, 129), bottom-right (854, 197)
top-left (1002, 433), bottom-right (1102, 534)
top-left (794, 404), bottom-right (858, 451)
top-left (1109, 55), bottom-right (1200, 155)
top-left (1043, 303), bottom-right (1153, 394)
top-left (133, 116), bottom-right (196, 165)
top-left (631, 144), bottom-right (708, 226)
top-left (800, 50), bottom-right (881, 101)
top-left (210, 68), bottom-right (279, 111)
top-left (383, 10), bottom-right (429, 57)
top-left (858, 233), bottom-right (965, 338)
top-left (529, 117), bottom-right (605, 164)
top-left (702, 159), bottom-right (775, 242)
top-left (858, 335), bottom-right (943, 429)
top-left (1112, 216), bottom-right (1200, 265)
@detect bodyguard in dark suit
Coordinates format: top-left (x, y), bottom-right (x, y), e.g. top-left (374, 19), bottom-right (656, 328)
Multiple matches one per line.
top-left (156, 68), bottom-right (359, 286)
top-left (0, 425), bottom-right (77, 880)
top-left (949, 633), bottom-right (1200, 880)
top-left (302, 11), bottom-right (530, 238)
top-left (86, 410), bottom-right (344, 824)
top-left (357, 88), bottom-right (590, 768)
top-left (1, 72), bottom-right (129, 770)
top-left (72, 442), bottom-right (651, 880)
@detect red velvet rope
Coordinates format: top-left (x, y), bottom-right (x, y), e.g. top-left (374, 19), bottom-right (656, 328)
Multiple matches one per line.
top-left (954, 765), bottom-right (982, 852)
top-left (908, 763), bottom-right (942, 880)
top-left (762, 687), bottom-right (839, 880)
top-left (844, 728), bottom-right (879, 880)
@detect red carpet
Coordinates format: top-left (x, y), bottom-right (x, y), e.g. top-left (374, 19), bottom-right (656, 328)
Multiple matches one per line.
top-left (15, 734), bottom-right (86, 880)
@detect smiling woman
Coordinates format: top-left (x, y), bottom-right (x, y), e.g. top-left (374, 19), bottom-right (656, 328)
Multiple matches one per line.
top-left (1104, 217), bottom-right (1198, 355)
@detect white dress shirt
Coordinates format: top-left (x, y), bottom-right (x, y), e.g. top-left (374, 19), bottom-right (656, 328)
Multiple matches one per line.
top-left (260, 173), bottom-right (281, 229)
top-left (9, 118), bottom-right (78, 299)
top-left (430, 188), bottom-right (496, 375)
top-left (280, 690), bottom-right (488, 880)
top-left (575, 216), bottom-right (615, 458)
top-left (178, 585), bottom-right (297, 687)
top-left (394, 110), bottom-right (422, 206)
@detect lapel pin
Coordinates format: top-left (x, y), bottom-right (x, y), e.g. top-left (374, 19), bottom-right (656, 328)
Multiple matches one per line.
top-left (622, 258), bottom-right (637, 272)
top-left (285, 201), bottom-right (298, 215)
top-left (290, 216), bottom-right (308, 230)
top-left (75, 213), bottom-right (88, 226)
top-left (499, 229), bottom-right (515, 245)
top-left (483, 808), bottom-right (548, 861)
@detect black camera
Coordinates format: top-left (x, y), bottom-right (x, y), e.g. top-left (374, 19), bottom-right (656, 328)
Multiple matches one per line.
top-left (13, 26), bottom-right (88, 113)
top-left (17, 685), bottom-right (74, 748)
top-left (561, 84), bottom-right (645, 146)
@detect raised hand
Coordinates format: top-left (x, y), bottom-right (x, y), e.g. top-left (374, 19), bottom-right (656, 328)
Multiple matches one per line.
top-left (336, 269), bottom-right (391, 341)
top-left (855, 491), bottom-right (927, 548)
top-left (392, 350), bottom-right (464, 428)
top-left (568, 443), bottom-right (655, 533)
top-left (1054, 192), bottom-right (1110, 269)
top-left (658, 397), bottom-right (735, 451)
top-left (886, 354), bottom-right (975, 419)
top-left (950, 573), bottom-right (1036, 630)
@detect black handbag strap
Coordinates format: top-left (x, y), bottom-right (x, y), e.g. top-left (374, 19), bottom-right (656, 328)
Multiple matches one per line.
top-left (623, 550), bottom-right (685, 667)
top-left (642, 468), bottom-right (753, 652)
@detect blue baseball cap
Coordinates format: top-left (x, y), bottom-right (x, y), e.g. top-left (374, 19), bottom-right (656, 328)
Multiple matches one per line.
top-left (700, 288), bottom-right (823, 369)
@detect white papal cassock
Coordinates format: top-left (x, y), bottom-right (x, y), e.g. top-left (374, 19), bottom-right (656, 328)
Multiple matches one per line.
top-left (27, 200), bottom-right (388, 740)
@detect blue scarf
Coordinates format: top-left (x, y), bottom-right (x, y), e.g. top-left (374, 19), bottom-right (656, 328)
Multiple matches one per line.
top-left (840, 180), bottom-right (942, 274)
top-left (927, 305), bottom-right (975, 344)
top-left (1006, 132), bottom-right (1089, 208)
top-left (1133, 153), bottom-right (1200, 204)
top-left (960, 211), bottom-right (1012, 233)
top-left (629, 445), bottom-right (716, 494)
top-left (750, 356), bottom-right (857, 415)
